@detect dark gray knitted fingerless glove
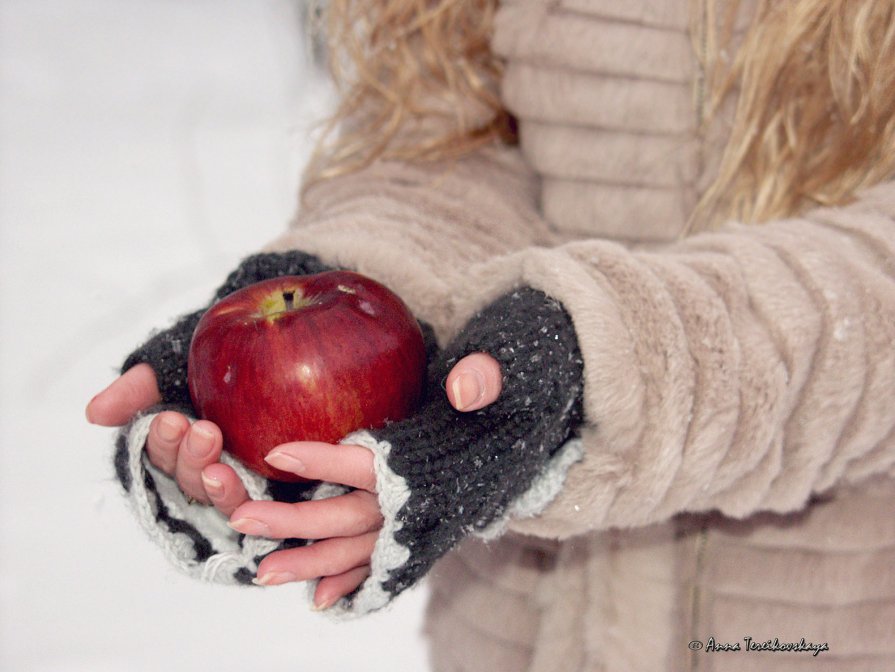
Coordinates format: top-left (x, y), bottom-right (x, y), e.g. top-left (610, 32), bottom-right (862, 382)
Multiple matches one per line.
top-left (111, 251), bottom-right (334, 584)
top-left (333, 287), bottom-right (584, 615)
top-left (121, 250), bottom-right (333, 406)
top-left (113, 251), bottom-right (446, 589)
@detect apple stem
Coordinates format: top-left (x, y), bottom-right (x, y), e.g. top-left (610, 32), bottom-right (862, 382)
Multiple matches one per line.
top-left (283, 291), bottom-right (295, 311)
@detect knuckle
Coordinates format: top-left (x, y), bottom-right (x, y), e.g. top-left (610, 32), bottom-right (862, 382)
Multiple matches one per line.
top-left (147, 450), bottom-right (171, 474)
top-left (309, 544), bottom-right (343, 577)
top-left (346, 491), bottom-right (383, 532)
top-left (146, 441), bottom-right (174, 474)
top-left (359, 468), bottom-right (377, 493)
top-left (176, 468), bottom-right (199, 496)
top-left (122, 374), bottom-right (147, 406)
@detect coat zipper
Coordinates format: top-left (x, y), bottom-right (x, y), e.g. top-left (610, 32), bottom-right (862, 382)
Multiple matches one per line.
top-left (688, 522), bottom-right (709, 672)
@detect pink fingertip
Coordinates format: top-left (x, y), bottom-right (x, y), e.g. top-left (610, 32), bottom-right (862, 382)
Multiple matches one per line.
top-left (450, 369), bottom-right (485, 411)
top-left (252, 571), bottom-right (296, 586)
top-left (85, 389), bottom-right (110, 425)
top-left (264, 449), bottom-right (306, 474)
top-left (201, 473), bottom-right (223, 497)
top-left (157, 414), bottom-right (182, 442)
top-left (312, 594), bottom-right (337, 611)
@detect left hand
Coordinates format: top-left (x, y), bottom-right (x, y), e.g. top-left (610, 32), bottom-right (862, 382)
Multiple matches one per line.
top-left (230, 352), bottom-right (502, 609)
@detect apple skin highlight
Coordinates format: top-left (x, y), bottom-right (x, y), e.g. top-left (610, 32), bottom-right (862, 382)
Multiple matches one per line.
top-left (188, 271), bottom-right (427, 481)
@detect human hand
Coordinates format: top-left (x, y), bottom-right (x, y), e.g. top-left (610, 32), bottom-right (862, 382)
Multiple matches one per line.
top-left (86, 356), bottom-right (500, 610)
top-left (87, 363), bottom-right (239, 507)
top-left (88, 359), bottom-right (383, 608)
top-left (86, 363), bottom-right (161, 427)
top-left (284, 287), bottom-right (584, 615)
top-left (236, 353), bottom-right (502, 609)
top-left (89, 361), bottom-right (381, 608)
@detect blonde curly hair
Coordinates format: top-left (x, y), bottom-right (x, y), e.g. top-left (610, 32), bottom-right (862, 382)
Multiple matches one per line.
top-left (690, 0), bottom-right (895, 230)
top-left (302, 0), bottom-right (510, 183)
top-left (304, 0), bottom-right (895, 232)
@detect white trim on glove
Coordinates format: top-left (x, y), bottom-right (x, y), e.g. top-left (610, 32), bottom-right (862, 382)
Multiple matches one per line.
top-left (311, 431), bottom-right (584, 620)
top-left (122, 413), bottom-right (280, 583)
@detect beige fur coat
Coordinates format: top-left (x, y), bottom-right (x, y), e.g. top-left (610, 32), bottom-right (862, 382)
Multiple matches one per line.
top-left (269, 1), bottom-right (895, 669)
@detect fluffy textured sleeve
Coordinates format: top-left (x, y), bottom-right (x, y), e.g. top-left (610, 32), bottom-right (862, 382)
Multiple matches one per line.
top-left (449, 181), bottom-right (895, 538)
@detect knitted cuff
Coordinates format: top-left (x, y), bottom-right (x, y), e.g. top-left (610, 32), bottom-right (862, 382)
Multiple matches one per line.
top-left (121, 251), bottom-right (333, 406)
top-left (113, 405), bottom-right (315, 584)
top-left (315, 288), bottom-right (586, 618)
top-left (121, 311), bottom-right (204, 407)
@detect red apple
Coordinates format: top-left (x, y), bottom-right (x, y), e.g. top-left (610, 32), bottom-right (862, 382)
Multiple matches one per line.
top-left (187, 271), bottom-right (426, 481)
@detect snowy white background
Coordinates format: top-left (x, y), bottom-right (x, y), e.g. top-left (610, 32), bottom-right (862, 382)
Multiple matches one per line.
top-left (0, 1), bottom-right (430, 670)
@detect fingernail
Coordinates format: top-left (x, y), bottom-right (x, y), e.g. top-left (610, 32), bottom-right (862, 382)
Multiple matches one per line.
top-left (264, 449), bottom-right (305, 473)
top-left (187, 425), bottom-right (214, 458)
top-left (85, 389), bottom-right (107, 424)
top-left (201, 473), bottom-right (223, 497)
top-left (451, 370), bottom-right (485, 411)
top-left (312, 595), bottom-right (337, 611)
top-left (158, 415), bottom-right (181, 442)
top-left (228, 517), bottom-right (271, 536)
top-left (252, 571), bottom-right (296, 586)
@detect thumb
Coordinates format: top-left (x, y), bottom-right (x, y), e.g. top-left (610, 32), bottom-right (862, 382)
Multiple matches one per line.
top-left (86, 363), bottom-right (162, 426)
top-left (445, 352), bottom-right (502, 412)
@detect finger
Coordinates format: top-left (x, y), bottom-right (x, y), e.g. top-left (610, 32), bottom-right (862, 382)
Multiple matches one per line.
top-left (174, 420), bottom-right (223, 504)
top-left (445, 352), bottom-right (503, 412)
top-left (146, 411), bottom-right (190, 475)
top-left (86, 363), bottom-right (161, 426)
top-left (264, 442), bottom-right (377, 492)
top-left (313, 565), bottom-right (371, 610)
top-left (229, 490), bottom-right (382, 539)
top-left (201, 463), bottom-right (249, 517)
top-left (254, 531), bottom-right (378, 586)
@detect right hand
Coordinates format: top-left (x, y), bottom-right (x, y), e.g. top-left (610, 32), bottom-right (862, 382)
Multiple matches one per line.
top-left (86, 363), bottom-right (248, 513)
